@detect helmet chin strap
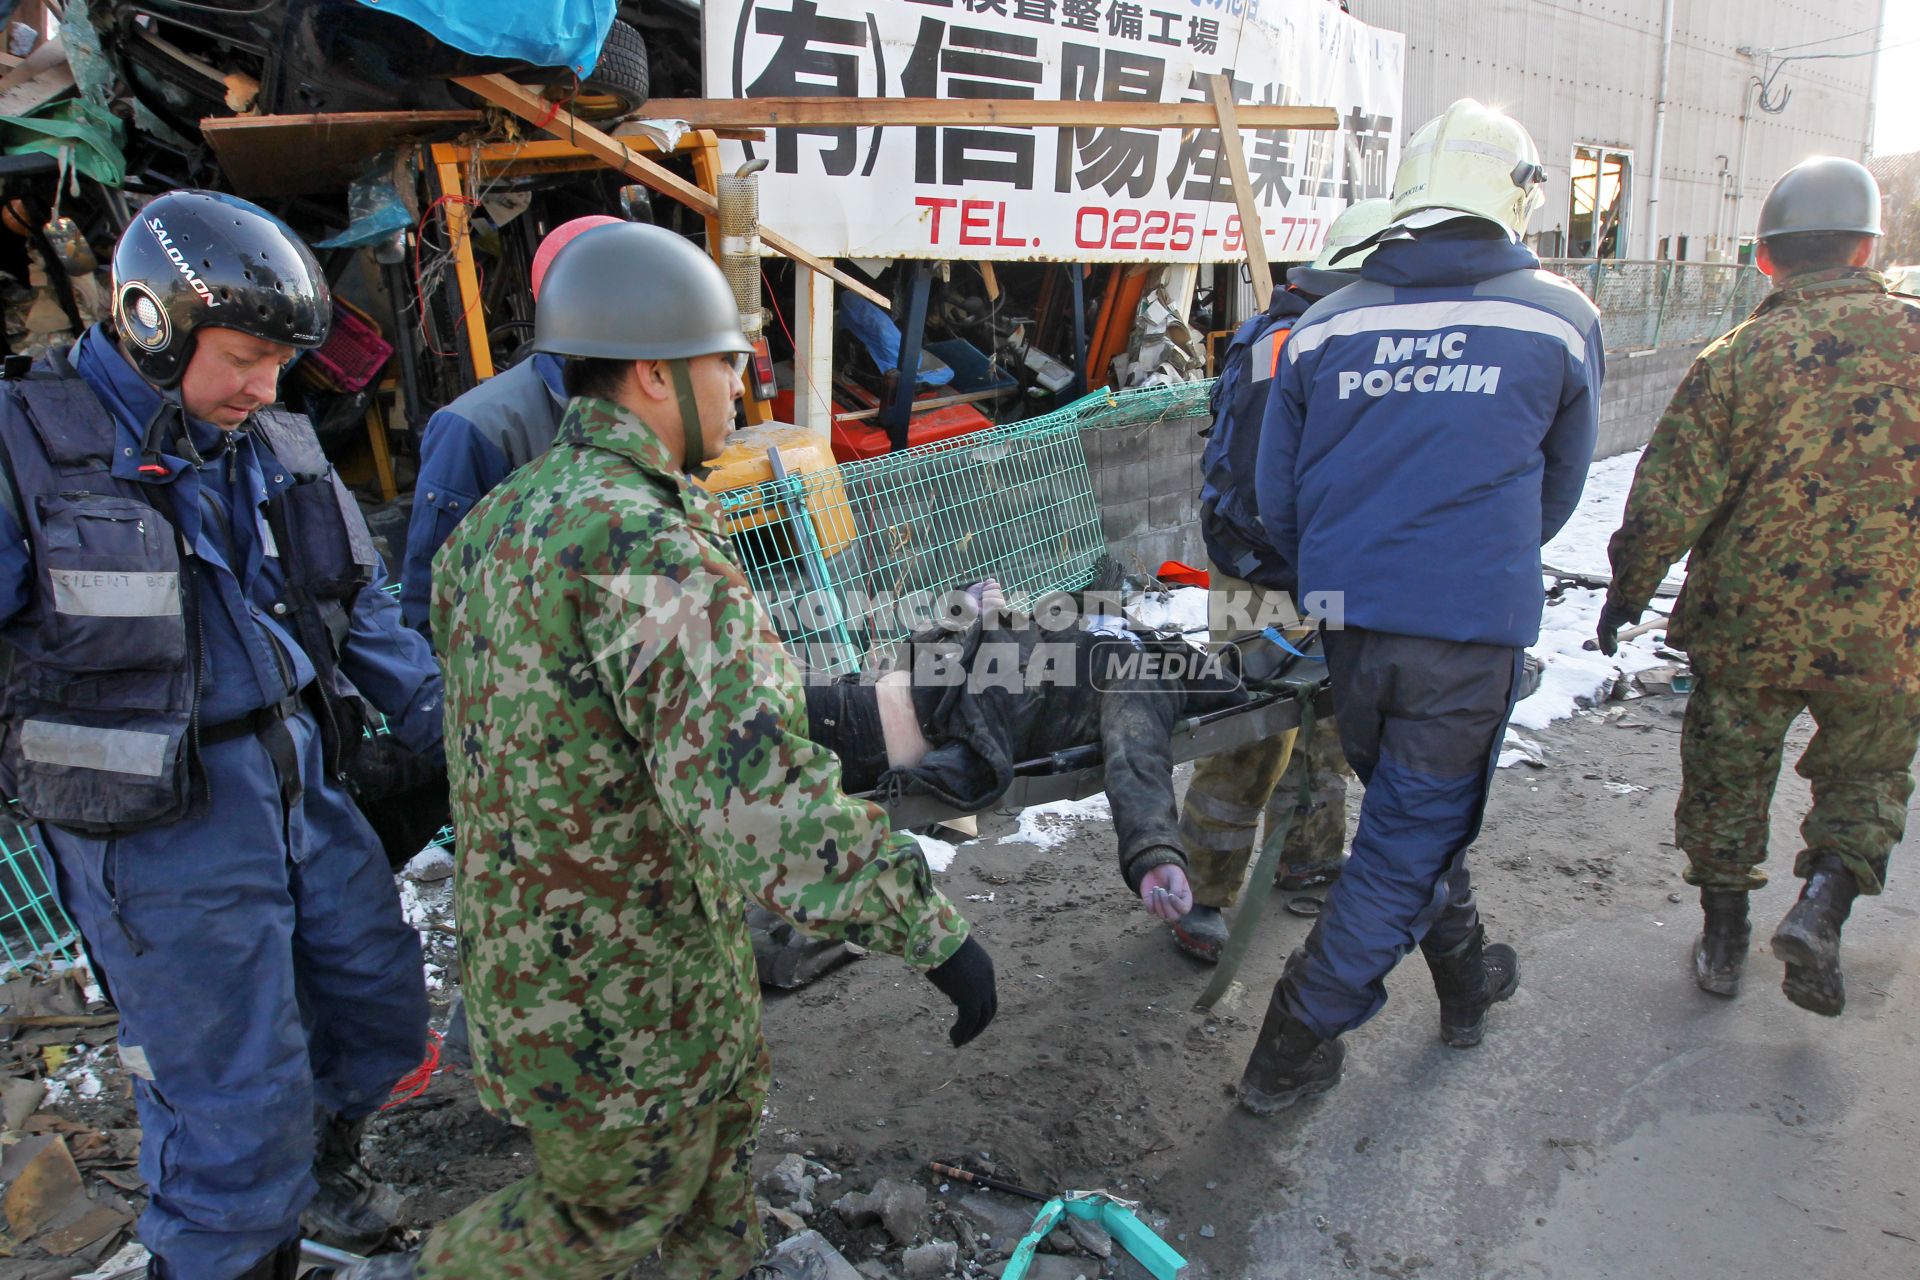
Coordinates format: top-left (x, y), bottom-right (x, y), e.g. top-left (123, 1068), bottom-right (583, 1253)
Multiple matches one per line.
top-left (667, 357), bottom-right (707, 477)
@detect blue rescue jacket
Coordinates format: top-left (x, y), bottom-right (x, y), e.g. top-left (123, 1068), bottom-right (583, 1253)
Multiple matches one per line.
top-left (1255, 232), bottom-right (1604, 647)
top-left (0, 326), bottom-right (443, 833)
top-left (400, 353), bottom-right (565, 636)
top-left (1200, 284), bottom-right (1313, 590)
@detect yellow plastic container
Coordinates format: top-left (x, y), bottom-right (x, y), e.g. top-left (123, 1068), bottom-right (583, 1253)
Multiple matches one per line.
top-left (702, 421), bottom-right (856, 558)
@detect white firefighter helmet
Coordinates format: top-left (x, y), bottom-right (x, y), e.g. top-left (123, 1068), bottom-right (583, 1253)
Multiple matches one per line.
top-left (1309, 197), bottom-right (1394, 271)
top-left (1388, 99), bottom-right (1547, 241)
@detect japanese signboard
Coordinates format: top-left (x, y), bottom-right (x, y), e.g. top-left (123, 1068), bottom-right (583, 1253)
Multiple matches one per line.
top-left (704, 0), bottom-right (1406, 263)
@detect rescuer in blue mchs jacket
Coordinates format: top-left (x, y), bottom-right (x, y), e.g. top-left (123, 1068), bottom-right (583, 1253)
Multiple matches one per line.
top-left (398, 214), bottom-right (619, 638)
top-left (0, 192), bottom-right (444, 1278)
top-left (1240, 100), bottom-right (1604, 1117)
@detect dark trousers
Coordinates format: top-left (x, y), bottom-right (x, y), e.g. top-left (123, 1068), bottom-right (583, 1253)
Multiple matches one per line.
top-left (1282, 628), bottom-right (1519, 1039)
top-left (39, 710), bottom-right (428, 1279)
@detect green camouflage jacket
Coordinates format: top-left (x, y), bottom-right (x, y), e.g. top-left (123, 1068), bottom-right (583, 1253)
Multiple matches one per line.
top-left (430, 396), bottom-right (971, 1132)
top-left (1608, 267), bottom-right (1920, 692)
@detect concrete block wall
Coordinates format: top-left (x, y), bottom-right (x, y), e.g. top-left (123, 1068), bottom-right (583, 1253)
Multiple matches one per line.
top-left (1080, 415), bottom-right (1208, 575)
top-left (1595, 342), bottom-right (1704, 459)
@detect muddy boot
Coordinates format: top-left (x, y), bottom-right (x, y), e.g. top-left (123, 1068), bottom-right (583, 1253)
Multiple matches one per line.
top-left (304, 1114), bottom-right (403, 1254)
top-left (1770, 859), bottom-right (1860, 1017)
top-left (1421, 926), bottom-right (1519, 1048)
top-left (442, 992), bottom-right (472, 1070)
top-left (1275, 855), bottom-right (1346, 891)
top-left (334, 1252), bottom-right (420, 1280)
top-left (1693, 888), bottom-right (1750, 997)
top-left (1170, 905), bottom-right (1230, 963)
top-left (1236, 986), bottom-right (1344, 1116)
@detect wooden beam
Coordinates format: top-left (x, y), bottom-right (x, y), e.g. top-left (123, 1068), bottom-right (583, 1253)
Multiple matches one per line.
top-left (453, 74), bottom-right (889, 310)
top-left (1209, 74), bottom-right (1273, 305)
top-left (641, 97), bottom-right (1340, 131)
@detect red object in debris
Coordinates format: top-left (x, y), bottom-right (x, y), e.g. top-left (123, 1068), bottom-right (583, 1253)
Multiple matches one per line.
top-left (1157, 560), bottom-right (1211, 588)
top-left (381, 1028), bottom-right (443, 1110)
top-left (306, 300), bottom-right (394, 393)
top-left (768, 387), bottom-right (992, 463)
top-left (531, 214), bottom-right (623, 300)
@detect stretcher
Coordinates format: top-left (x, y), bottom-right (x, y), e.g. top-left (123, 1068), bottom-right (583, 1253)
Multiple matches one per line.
top-left (864, 665), bottom-right (1332, 830)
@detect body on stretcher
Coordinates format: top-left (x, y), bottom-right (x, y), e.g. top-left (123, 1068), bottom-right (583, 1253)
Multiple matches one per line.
top-left (859, 662), bottom-right (1333, 830)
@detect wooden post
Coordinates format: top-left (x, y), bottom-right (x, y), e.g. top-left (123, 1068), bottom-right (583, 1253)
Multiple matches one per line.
top-left (794, 266), bottom-right (836, 433)
top-left (1208, 74), bottom-right (1274, 306)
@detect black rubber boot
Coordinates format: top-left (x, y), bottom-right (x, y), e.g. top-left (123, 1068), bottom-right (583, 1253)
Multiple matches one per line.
top-left (303, 1113), bottom-right (402, 1253)
top-left (1171, 905), bottom-right (1230, 963)
top-left (1236, 984), bottom-right (1344, 1116)
top-left (1693, 888), bottom-right (1750, 997)
top-left (1421, 926), bottom-right (1520, 1048)
top-left (1770, 860), bottom-right (1860, 1017)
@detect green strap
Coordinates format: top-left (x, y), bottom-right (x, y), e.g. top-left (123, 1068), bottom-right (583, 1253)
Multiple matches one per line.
top-left (1194, 670), bottom-right (1323, 1012)
top-left (668, 358), bottom-right (704, 474)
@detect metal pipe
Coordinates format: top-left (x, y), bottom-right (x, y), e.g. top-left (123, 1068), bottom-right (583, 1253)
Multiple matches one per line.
top-left (1645, 0), bottom-right (1676, 258)
top-left (1729, 63), bottom-right (1759, 262)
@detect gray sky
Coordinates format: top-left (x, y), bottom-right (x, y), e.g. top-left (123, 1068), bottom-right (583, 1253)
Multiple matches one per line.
top-left (1874, 3), bottom-right (1920, 156)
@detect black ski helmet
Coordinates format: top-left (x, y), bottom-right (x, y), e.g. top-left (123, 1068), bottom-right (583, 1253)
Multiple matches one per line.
top-left (111, 190), bottom-right (330, 389)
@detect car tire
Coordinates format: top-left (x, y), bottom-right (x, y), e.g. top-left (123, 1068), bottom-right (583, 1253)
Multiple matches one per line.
top-left (530, 18), bottom-right (649, 122)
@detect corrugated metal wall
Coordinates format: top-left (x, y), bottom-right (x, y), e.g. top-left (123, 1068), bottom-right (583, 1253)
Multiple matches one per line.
top-left (1345, 0), bottom-right (1884, 260)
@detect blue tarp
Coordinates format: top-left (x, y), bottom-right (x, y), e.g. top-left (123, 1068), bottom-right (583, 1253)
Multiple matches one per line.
top-left (353, 0), bottom-right (616, 76)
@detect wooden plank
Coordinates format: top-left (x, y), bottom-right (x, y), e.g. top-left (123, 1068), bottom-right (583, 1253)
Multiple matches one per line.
top-left (642, 97), bottom-right (1340, 131)
top-left (203, 110), bottom-right (479, 197)
top-left (1209, 74), bottom-right (1273, 305)
top-left (453, 74), bottom-right (890, 310)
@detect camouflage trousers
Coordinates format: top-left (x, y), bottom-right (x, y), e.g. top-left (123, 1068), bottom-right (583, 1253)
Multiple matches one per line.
top-left (1180, 569), bottom-right (1350, 908)
top-left (1677, 677), bottom-right (1920, 895)
top-left (417, 1044), bottom-right (772, 1280)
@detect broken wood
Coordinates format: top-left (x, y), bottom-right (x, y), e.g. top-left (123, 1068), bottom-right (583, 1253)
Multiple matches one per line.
top-left (1208, 74), bottom-right (1273, 304)
top-left (2, 1135), bottom-right (83, 1240)
top-left (454, 74), bottom-right (891, 310)
top-left (0, 1014), bottom-right (120, 1030)
top-left (203, 110), bottom-right (479, 196)
top-left (641, 97), bottom-right (1339, 131)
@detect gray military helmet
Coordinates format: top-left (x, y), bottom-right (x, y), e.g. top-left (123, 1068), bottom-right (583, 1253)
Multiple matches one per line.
top-left (533, 221), bottom-right (751, 359)
top-left (1757, 156), bottom-right (1882, 241)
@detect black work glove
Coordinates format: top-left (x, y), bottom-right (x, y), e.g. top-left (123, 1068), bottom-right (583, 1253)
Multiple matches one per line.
top-left (1594, 600), bottom-right (1642, 657)
top-left (927, 936), bottom-right (997, 1047)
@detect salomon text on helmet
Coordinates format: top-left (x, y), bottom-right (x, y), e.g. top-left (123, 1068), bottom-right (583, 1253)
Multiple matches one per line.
top-left (111, 190), bottom-right (329, 389)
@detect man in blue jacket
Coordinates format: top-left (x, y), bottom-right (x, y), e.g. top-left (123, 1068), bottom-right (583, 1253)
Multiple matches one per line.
top-left (1240, 100), bottom-right (1604, 1115)
top-left (399, 215), bottom-right (618, 637)
top-left (0, 193), bottom-right (445, 1276)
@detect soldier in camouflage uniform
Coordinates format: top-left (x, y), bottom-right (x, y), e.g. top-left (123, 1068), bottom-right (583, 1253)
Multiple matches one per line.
top-left (1600, 156), bottom-right (1920, 1018)
top-left (348, 224), bottom-right (997, 1280)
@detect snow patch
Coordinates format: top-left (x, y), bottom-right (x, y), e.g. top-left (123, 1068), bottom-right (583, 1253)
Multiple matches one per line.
top-left (913, 832), bottom-right (961, 873)
top-left (1505, 447), bottom-right (1687, 757)
top-left (997, 795), bottom-right (1113, 850)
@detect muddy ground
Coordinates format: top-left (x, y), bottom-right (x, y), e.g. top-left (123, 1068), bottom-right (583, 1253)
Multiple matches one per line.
top-left (8, 689), bottom-right (1917, 1279)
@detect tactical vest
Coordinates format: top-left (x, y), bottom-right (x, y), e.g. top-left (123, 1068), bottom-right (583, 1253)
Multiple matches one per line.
top-left (0, 356), bottom-right (372, 836)
top-left (1197, 295), bottom-right (1302, 590)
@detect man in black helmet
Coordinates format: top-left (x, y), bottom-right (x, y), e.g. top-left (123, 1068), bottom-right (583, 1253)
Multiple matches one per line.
top-left (348, 221), bottom-right (992, 1280)
top-left (0, 191), bottom-right (443, 1279)
top-left (1601, 156), bottom-right (1920, 1017)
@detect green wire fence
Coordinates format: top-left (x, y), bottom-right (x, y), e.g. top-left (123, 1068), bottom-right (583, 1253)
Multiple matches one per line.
top-left (0, 819), bottom-right (80, 977)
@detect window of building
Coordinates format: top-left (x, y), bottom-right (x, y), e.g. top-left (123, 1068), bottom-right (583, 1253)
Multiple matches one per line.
top-left (1569, 145), bottom-right (1631, 259)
